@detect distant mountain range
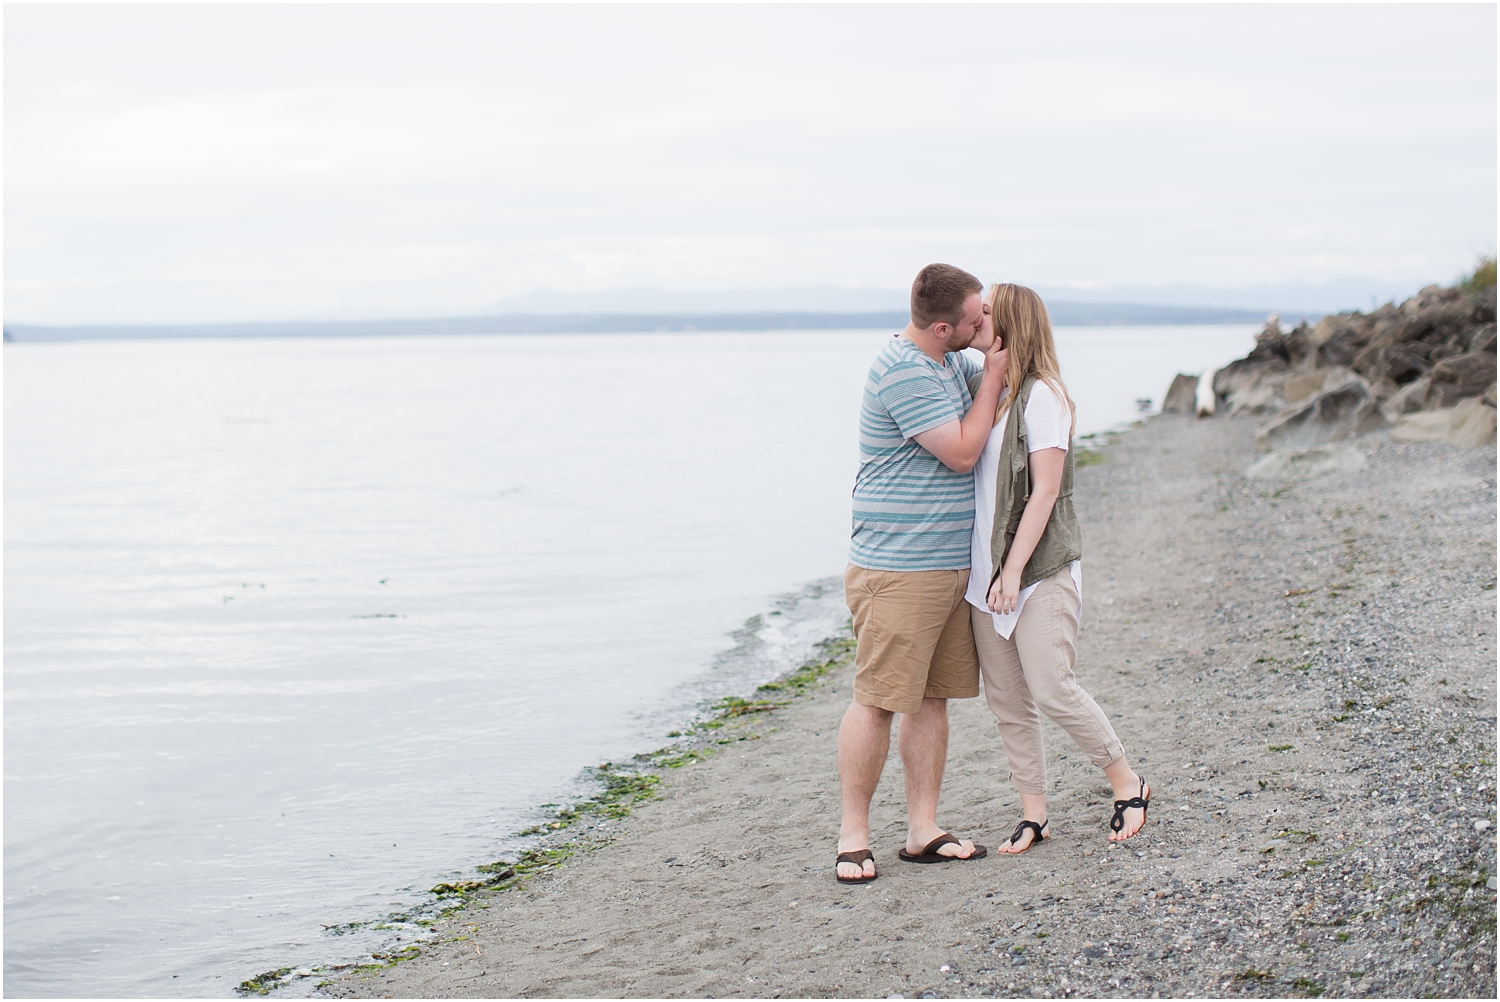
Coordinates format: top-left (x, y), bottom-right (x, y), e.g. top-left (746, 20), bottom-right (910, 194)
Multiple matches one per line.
top-left (483, 277), bottom-right (1427, 317)
top-left (3, 301), bottom-right (1277, 343)
top-left (6, 276), bottom-right (1431, 341)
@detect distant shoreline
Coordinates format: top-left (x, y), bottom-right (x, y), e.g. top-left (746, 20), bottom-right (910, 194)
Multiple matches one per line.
top-left (2, 303), bottom-right (1276, 343)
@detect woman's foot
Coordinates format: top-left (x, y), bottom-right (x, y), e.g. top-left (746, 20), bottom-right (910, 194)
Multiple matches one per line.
top-left (996, 817), bottom-right (1049, 854)
top-left (1108, 778), bottom-right (1151, 840)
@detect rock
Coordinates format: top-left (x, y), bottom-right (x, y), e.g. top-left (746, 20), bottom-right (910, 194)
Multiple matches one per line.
top-left (1283, 370), bottom-right (1329, 405)
top-left (1282, 321), bottom-right (1319, 367)
top-left (1254, 379), bottom-right (1383, 452)
top-left (1283, 366), bottom-right (1358, 405)
top-left (1161, 374), bottom-right (1199, 414)
top-left (1380, 376), bottom-right (1433, 423)
top-left (1246, 444), bottom-right (1368, 482)
top-left (1427, 352), bottom-right (1498, 408)
top-left (1475, 819), bottom-right (1491, 833)
top-left (1214, 358), bottom-right (1290, 415)
top-left (1353, 344), bottom-right (1430, 385)
top-left (1390, 398), bottom-right (1498, 447)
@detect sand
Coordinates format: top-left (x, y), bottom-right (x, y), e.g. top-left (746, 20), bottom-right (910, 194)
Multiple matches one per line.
top-left (318, 413), bottom-right (1496, 1000)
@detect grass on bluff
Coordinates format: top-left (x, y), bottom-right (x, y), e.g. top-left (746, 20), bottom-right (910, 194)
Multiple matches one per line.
top-left (1461, 255), bottom-right (1497, 294)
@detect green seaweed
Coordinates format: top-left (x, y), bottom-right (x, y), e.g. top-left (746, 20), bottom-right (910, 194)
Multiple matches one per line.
top-left (236, 968), bottom-right (292, 996)
top-left (757, 634), bottom-right (856, 694)
top-left (1075, 449), bottom-right (1107, 467)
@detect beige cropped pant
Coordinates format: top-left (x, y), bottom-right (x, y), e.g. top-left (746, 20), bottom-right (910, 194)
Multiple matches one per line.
top-left (971, 567), bottom-right (1125, 795)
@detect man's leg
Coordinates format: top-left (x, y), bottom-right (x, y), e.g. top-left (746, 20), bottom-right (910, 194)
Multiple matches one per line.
top-left (898, 697), bottom-right (976, 858)
top-left (837, 700), bottom-right (894, 879)
top-left (838, 564), bottom-right (961, 876)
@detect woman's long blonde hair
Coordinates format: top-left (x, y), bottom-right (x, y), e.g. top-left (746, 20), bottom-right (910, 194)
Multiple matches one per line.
top-left (991, 283), bottom-right (1076, 438)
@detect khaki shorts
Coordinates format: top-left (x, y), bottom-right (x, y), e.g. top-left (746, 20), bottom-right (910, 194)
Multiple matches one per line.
top-left (844, 564), bottom-right (980, 715)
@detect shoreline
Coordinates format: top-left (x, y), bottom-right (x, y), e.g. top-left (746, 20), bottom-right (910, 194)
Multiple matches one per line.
top-left (306, 411), bottom-right (1494, 1000)
top-left (239, 626), bottom-right (859, 996)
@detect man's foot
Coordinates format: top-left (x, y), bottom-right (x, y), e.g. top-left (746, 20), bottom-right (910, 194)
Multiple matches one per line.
top-left (899, 832), bottom-right (984, 862)
top-left (996, 817), bottom-right (1049, 854)
top-left (1108, 779), bottom-right (1151, 840)
top-left (836, 838), bottom-right (877, 881)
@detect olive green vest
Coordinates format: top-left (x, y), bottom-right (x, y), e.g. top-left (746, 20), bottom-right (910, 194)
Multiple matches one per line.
top-left (968, 373), bottom-right (1083, 590)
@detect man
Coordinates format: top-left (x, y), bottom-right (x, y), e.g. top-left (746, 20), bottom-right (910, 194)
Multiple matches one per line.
top-left (836, 262), bottom-right (1007, 883)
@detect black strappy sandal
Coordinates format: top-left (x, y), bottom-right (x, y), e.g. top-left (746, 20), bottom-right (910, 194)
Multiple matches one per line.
top-left (1109, 779), bottom-right (1151, 838)
top-left (1001, 818), bottom-right (1049, 854)
top-left (835, 848), bottom-right (877, 883)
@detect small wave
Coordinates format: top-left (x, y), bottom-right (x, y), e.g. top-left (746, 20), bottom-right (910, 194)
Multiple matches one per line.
top-left (631, 576), bottom-right (849, 741)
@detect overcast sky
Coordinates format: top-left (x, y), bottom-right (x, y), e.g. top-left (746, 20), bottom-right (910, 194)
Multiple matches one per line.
top-left (5, 3), bottom-right (1495, 325)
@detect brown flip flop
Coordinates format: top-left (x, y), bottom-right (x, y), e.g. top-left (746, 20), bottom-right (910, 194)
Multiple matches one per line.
top-left (835, 848), bottom-right (877, 883)
top-left (897, 833), bottom-right (987, 864)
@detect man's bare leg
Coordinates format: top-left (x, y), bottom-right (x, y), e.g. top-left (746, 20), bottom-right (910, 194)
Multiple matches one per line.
top-left (837, 700), bottom-right (893, 879)
top-left (899, 697), bottom-right (976, 858)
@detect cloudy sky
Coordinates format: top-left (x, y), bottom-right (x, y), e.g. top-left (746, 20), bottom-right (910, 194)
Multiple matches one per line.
top-left (5, 3), bottom-right (1495, 325)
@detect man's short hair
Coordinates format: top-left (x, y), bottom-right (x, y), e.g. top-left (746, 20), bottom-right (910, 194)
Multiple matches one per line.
top-left (910, 264), bottom-right (983, 330)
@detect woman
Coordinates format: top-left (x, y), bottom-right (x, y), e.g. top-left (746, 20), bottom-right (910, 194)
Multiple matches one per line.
top-left (966, 283), bottom-right (1149, 854)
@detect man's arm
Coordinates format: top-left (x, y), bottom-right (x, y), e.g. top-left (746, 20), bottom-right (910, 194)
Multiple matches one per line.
top-left (912, 348), bottom-right (1007, 473)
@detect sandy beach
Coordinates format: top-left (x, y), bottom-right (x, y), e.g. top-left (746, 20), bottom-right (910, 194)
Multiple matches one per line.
top-left (318, 412), bottom-right (1496, 1000)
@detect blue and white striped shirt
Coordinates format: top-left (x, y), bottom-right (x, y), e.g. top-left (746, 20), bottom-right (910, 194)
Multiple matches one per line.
top-left (849, 336), bottom-right (980, 571)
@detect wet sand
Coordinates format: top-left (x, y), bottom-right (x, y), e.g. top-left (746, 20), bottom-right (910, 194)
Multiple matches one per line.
top-left (320, 414), bottom-right (1496, 1000)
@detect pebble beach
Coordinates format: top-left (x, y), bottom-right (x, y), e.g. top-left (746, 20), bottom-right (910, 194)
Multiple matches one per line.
top-left (312, 410), bottom-right (1496, 1001)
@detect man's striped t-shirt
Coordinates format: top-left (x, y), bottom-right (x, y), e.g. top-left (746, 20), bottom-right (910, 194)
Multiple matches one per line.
top-left (849, 335), bottom-right (981, 571)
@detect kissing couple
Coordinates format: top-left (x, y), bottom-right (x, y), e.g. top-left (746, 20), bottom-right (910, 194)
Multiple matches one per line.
top-left (835, 263), bottom-right (1151, 884)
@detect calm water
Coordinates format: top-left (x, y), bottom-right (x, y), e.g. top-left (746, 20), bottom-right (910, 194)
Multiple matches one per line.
top-left (4, 326), bottom-right (1253, 996)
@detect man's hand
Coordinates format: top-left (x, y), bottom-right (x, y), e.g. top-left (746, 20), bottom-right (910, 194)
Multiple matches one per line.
top-left (912, 349), bottom-right (1008, 474)
top-left (983, 339), bottom-right (1008, 378)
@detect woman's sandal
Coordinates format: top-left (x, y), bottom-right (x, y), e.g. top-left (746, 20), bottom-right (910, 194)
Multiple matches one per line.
top-left (897, 833), bottom-right (988, 864)
top-left (1000, 818), bottom-right (1049, 854)
top-left (835, 848), bottom-right (877, 884)
top-left (1109, 779), bottom-right (1151, 838)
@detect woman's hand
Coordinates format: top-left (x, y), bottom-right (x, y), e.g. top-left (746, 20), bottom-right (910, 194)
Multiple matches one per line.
top-left (987, 565), bottom-right (1023, 616)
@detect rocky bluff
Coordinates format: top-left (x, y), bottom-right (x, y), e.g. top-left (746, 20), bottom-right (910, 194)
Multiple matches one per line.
top-left (1202, 268), bottom-right (1497, 463)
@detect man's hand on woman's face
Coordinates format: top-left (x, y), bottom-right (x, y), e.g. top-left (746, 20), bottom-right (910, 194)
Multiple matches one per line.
top-left (983, 342), bottom-right (1008, 381)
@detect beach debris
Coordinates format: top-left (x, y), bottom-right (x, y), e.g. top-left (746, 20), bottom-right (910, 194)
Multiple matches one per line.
top-left (1245, 443), bottom-right (1367, 482)
top-left (1159, 373), bottom-right (1199, 414)
top-left (1195, 371), bottom-right (1216, 417)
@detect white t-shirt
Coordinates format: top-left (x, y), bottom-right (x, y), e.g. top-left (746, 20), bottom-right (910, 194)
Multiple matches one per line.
top-left (965, 380), bottom-right (1083, 639)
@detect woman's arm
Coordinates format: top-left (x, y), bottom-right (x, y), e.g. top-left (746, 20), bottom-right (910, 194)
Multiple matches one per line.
top-left (986, 446), bottom-right (1065, 614)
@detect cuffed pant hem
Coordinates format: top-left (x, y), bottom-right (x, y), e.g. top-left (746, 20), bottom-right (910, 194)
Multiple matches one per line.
top-left (1009, 775), bottom-right (1046, 796)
